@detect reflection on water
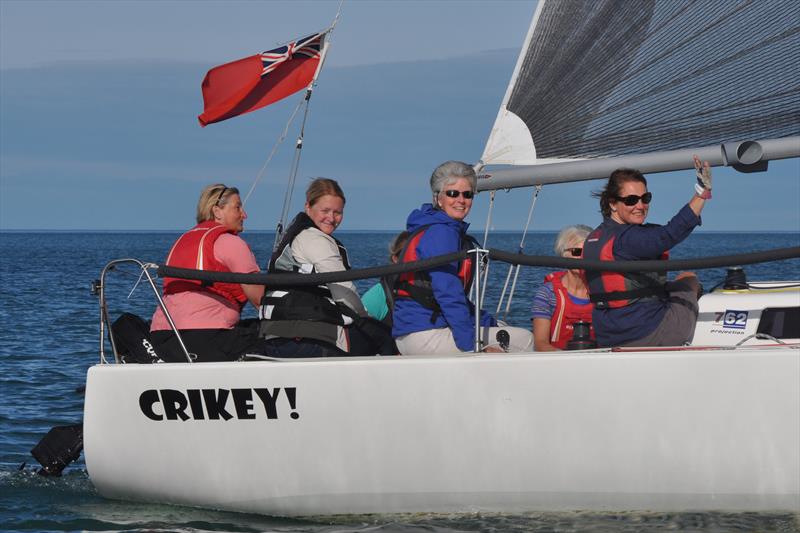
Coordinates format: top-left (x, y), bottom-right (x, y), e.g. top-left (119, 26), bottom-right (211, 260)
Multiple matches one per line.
top-left (3, 467), bottom-right (799, 533)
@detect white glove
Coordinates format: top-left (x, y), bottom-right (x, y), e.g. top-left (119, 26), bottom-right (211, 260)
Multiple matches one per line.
top-left (693, 155), bottom-right (712, 199)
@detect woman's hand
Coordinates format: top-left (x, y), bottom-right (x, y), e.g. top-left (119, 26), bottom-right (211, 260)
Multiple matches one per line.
top-left (693, 155), bottom-right (712, 199)
top-left (689, 155), bottom-right (712, 216)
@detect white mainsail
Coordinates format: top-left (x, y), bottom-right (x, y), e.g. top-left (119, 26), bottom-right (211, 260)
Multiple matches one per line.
top-left (479, 0), bottom-right (800, 189)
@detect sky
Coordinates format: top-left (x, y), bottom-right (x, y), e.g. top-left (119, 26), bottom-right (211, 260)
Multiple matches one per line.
top-left (0, 0), bottom-right (536, 69)
top-left (1, 0), bottom-right (798, 233)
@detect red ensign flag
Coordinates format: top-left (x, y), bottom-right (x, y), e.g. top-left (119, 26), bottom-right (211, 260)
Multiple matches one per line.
top-left (198, 32), bottom-right (325, 127)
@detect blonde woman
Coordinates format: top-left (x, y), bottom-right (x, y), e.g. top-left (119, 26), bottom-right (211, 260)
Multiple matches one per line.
top-left (151, 184), bottom-right (264, 362)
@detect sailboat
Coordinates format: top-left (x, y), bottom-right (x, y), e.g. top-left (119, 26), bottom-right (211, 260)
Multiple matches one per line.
top-left (78, 0), bottom-right (799, 517)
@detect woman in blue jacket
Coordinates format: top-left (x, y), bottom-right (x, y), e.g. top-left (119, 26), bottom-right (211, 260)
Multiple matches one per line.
top-left (392, 161), bottom-right (533, 355)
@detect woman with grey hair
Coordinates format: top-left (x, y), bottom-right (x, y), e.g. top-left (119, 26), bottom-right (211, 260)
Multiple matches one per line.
top-left (392, 160), bottom-right (533, 354)
top-left (531, 225), bottom-right (594, 351)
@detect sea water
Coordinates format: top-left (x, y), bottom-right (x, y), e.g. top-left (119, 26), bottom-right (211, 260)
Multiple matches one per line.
top-left (1, 231), bottom-right (799, 533)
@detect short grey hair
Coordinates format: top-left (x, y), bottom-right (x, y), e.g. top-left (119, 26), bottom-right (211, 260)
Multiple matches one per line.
top-left (430, 160), bottom-right (477, 196)
top-left (554, 224), bottom-right (593, 256)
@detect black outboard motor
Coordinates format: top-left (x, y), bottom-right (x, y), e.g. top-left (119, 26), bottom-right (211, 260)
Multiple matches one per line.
top-left (30, 424), bottom-right (83, 476)
top-left (566, 321), bottom-right (597, 350)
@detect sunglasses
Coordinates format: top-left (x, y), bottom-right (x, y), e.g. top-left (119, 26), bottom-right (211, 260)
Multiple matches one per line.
top-left (615, 192), bottom-right (652, 206)
top-left (215, 186), bottom-right (228, 206)
top-left (565, 247), bottom-right (583, 257)
top-left (443, 189), bottom-right (475, 199)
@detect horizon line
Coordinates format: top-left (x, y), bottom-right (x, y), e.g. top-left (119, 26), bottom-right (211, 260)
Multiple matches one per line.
top-left (2, 229), bottom-right (798, 235)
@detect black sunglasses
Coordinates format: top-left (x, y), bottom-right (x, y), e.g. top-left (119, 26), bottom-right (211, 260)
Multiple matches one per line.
top-left (215, 186), bottom-right (228, 206)
top-left (443, 189), bottom-right (475, 199)
top-left (565, 247), bottom-right (583, 257)
top-left (615, 192), bottom-right (652, 206)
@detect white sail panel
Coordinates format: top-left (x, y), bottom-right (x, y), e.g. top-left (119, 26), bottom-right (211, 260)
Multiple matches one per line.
top-left (481, 109), bottom-right (539, 165)
top-left (481, 0), bottom-right (800, 167)
top-left (480, 0), bottom-right (545, 166)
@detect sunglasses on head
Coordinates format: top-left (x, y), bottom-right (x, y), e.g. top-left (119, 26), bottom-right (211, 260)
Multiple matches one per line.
top-left (215, 186), bottom-right (229, 206)
top-left (615, 192), bottom-right (652, 206)
top-left (442, 189), bottom-right (475, 199)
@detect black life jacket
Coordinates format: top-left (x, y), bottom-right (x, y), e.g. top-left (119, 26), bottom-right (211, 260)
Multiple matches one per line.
top-left (259, 212), bottom-right (357, 326)
top-left (583, 220), bottom-right (668, 310)
top-left (391, 224), bottom-right (479, 322)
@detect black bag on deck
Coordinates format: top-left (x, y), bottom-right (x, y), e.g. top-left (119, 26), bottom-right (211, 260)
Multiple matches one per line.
top-left (111, 313), bottom-right (164, 364)
top-left (348, 316), bottom-right (398, 355)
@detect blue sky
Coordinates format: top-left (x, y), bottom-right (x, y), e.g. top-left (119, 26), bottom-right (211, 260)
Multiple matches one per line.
top-left (1, 0), bottom-right (798, 232)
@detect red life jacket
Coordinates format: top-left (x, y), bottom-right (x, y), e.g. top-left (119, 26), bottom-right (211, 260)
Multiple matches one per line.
top-left (545, 271), bottom-right (594, 349)
top-left (162, 221), bottom-right (248, 309)
top-left (394, 225), bottom-right (477, 319)
top-left (583, 221), bottom-right (668, 309)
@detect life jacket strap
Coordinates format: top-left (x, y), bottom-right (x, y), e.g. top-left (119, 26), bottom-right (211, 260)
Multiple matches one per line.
top-left (395, 280), bottom-right (442, 324)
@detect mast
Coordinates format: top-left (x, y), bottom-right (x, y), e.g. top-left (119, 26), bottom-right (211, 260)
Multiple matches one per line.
top-left (274, 39), bottom-right (329, 248)
top-left (273, 12), bottom-right (341, 250)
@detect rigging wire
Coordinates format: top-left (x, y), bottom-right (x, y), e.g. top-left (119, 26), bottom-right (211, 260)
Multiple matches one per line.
top-left (127, 269), bottom-right (147, 300)
top-left (479, 190), bottom-right (496, 308)
top-left (496, 185), bottom-right (542, 320)
top-left (474, 160), bottom-right (493, 307)
top-left (274, 94), bottom-right (313, 250)
top-left (242, 97), bottom-right (307, 206)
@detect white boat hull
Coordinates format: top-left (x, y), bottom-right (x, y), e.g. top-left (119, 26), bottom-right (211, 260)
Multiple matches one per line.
top-left (84, 347), bottom-right (800, 516)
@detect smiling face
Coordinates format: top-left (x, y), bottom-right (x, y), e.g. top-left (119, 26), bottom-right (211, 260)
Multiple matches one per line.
top-left (610, 180), bottom-right (649, 225)
top-left (436, 177), bottom-right (474, 221)
top-left (213, 193), bottom-right (247, 233)
top-left (305, 194), bottom-right (344, 235)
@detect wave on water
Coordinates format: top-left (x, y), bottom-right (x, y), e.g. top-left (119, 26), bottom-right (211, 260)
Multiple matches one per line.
top-left (2, 464), bottom-right (798, 532)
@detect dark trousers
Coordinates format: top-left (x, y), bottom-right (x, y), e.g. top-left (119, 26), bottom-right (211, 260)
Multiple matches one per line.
top-left (257, 317), bottom-right (397, 358)
top-left (151, 319), bottom-right (261, 363)
top-left (259, 337), bottom-right (347, 358)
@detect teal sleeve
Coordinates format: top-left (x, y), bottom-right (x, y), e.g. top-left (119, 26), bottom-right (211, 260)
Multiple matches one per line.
top-left (361, 283), bottom-right (389, 321)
